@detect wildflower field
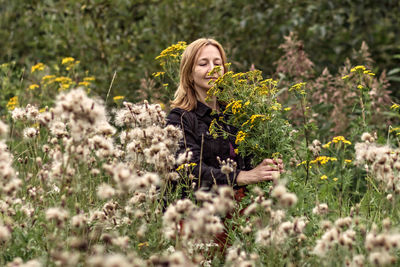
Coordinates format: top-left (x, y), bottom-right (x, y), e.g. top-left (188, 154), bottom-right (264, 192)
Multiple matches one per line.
top-left (1, 30), bottom-right (400, 267)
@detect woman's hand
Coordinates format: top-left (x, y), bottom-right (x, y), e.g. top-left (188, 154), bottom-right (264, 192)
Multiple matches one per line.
top-left (236, 158), bottom-right (284, 186)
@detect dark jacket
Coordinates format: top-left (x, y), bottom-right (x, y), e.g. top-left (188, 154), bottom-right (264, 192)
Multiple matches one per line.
top-left (166, 101), bottom-right (252, 191)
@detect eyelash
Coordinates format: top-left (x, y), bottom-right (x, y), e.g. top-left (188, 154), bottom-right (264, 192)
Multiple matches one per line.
top-left (199, 63), bottom-right (221, 66)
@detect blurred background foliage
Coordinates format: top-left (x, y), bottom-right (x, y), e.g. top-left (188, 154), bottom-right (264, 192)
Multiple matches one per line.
top-left (0, 0), bottom-right (399, 103)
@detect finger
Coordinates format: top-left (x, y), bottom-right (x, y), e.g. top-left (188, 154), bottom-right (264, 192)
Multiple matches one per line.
top-left (263, 158), bottom-right (275, 165)
top-left (264, 165), bottom-right (278, 171)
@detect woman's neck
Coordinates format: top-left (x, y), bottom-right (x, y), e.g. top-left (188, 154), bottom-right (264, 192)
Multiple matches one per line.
top-left (196, 91), bottom-right (219, 111)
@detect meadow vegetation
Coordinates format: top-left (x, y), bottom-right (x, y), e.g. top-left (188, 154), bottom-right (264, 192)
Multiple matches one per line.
top-left (0, 30), bottom-right (400, 266)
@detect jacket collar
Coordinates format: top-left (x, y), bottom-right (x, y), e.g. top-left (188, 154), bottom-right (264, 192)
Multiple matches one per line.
top-left (194, 100), bottom-right (213, 117)
top-left (194, 100), bottom-right (227, 117)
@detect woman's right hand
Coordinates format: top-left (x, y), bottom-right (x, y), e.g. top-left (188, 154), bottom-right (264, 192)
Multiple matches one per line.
top-left (236, 158), bottom-right (283, 186)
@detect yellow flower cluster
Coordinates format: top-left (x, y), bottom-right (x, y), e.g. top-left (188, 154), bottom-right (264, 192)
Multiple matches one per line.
top-left (209, 118), bottom-right (218, 138)
top-left (61, 57), bottom-right (80, 71)
top-left (54, 76), bottom-right (73, 90)
top-left (42, 75), bottom-right (56, 84)
top-left (235, 131), bottom-right (247, 144)
top-left (323, 136), bottom-right (351, 148)
top-left (31, 63), bottom-right (45, 73)
top-left (62, 57), bottom-right (75, 65)
top-left (310, 156), bottom-right (338, 165)
top-left (113, 96), bottom-right (125, 102)
top-left (28, 84), bottom-right (39, 90)
top-left (78, 81), bottom-right (90, 87)
top-left (391, 103), bottom-right (400, 111)
top-left (320, 175), bottom-right (328, 180)
top-left (225, 100), bottom-right (249, 115)
top-left (152, 71), bottom-right (165, 78)
top-left (176, 162), bottom-right (197, 171)
top-left (155, 41), bottom-right (187, 65)
top-left (350, 65), bottom-right (375, 76)
top-left (289, 82), bottom-right (307, 95)
top-left (241, 114), bottom-right (269, 127)
top-left (79, 77), bottom-right (95, 87)
top-left (270, 102), bottom-right (282, 111)
top-left (258, 78), bottom-right (278, 95)
top-left (6, 96), bottom-right (18, 110)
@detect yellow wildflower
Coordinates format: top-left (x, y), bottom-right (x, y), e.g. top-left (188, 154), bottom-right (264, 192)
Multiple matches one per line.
top-left (234, 148), bottom-right (239, 154)
top-left (231, 100), bottom-right (243, 114)
top-left (62, 57), bottom-right (75, 65)
top-left (332, 136), bottom-right (351, 145)
top-left (31, 63), bottom-right (45, 73)
top-left (42, 75), bottom-right (56, 83)
top-left (78, 81), bottom-right (90, 87)
top-left (209, 118), bottom-right (218, 138)
top-left (138, 242), bottom-right (149, 248)
top-left (341, 75), bottom-right (349, 80)
top-left (391, 104), bottom-right (400, 111)
top-left (176, 162), bottom-right (197, 172)
top-left (357, 85), bottom-right (364, 90)
top-left (83, 76), bottom-right (95, 82)
top-left (155, 41), bottom-right (187, 62)
top-left (39, 108), bottom-right (47, 113)
top-left (28, 84), bottom-right (39, 90)
top-left (6, 96), bottom-right (19, 110)
top-left (284, 107), bottom-right (292, 111)
top-left (54, 76), bottom-right (72, 84)
top-left (320, 175), bottom-right (328, 180)
top-left (333, 177), bottom-right (338, 181)
top-left (270, 102), bottom-right (282, 111)
top-left (235, 131), bottom-right (247, 144)
top-left (152, 71), bottom-right (165, 78)
top-left (158, 102), bottom-right (165, 110)
top-left (322, 141), bottom-right (331, 149)
top-left (350, 65), bottom-right (366, 73)
top-left (250, 114), bottom-right (265, 124)
top-left (297, 160), bottom-right (307, 167)
top-left (363, 70), bottom-right (375, 76)
top-left (289, 82), bottom-right (307, 95)
top-left (113, 96), bottom-right (125, 102)
top-left (310, 156), bottom-right (337, 165)
top-left (345, 159), bottom-right (352, 163)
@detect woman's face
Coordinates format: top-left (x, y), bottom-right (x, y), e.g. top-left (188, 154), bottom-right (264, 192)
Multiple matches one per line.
top-left (192, 45), bottom-right (224, 94)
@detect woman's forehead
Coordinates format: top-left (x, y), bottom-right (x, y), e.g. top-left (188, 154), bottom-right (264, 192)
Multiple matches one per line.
top-left (196, 45), bottom-right (222, 61)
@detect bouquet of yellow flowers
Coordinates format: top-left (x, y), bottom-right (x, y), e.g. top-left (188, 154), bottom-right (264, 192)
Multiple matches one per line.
top-left (207, 66), bottom-right (294, 167)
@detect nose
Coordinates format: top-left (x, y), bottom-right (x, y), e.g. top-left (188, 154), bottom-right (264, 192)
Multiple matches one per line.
top-left (208, 62), bottom-right (216, 74)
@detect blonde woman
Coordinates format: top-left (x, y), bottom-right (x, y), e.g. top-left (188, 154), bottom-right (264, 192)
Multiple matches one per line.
top-left (167, 38), bottom-right (283, 191)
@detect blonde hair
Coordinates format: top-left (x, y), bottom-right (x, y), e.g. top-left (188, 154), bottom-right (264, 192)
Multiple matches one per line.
top-left (170, 38), bottom-right (227, 111)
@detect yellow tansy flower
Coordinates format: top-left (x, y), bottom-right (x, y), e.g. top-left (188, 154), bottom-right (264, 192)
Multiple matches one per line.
top-left (113, 96), bottom-right (125, 102)
top-left (62, 57), bottom-right (75, 65)
top-left (235, 131), bottom-right (247, 144)
top-left (31, 63), bottom-right (45, 73)
top-left (152, 71), bottom-right (165, 78)
top-left (350, 65), bottom-right (366, 73)
top-left (6, 96), bottom-right (19, 110)
top-left (28, 84), bottom-right (39, 90)
top-left (78, 81), bottom-right (90, 87)
top-left (391, 104), bottom-right (400, 111)
top-left (83, 76), bottom-right (95, 82)
top-left (320, 175), bottom-right (328, 180)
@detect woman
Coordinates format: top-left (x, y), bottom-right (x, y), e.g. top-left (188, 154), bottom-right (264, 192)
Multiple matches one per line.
top-left (167, 38), bottom-right (283, 192)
